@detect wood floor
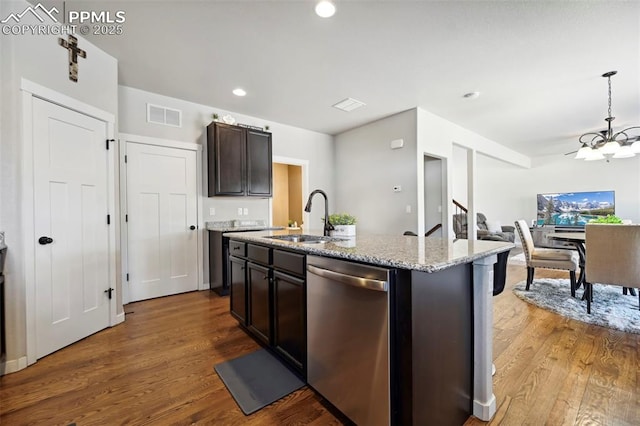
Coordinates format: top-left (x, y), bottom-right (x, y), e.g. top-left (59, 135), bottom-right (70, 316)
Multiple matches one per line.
top-left (1, 264), bottom-right (639, 425)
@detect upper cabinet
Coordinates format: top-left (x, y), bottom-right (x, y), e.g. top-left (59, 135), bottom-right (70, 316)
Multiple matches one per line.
top-left (207, 122), bottom-right (272, 197)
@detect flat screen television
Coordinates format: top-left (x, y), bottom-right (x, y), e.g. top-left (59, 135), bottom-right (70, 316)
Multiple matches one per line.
top-left (536, 190), bottom-right (615, 227)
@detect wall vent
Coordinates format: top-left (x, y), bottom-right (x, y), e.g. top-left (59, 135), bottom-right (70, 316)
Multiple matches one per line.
top-left (147, 103), bottom-right (182, 127)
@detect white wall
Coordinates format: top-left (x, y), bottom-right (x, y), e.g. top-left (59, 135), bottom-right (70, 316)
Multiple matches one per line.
top-left (476, 153), bottom-right (640, 227)
top-left (0, 0), bottom-right (118, 368)
top-left (416, 107), bottom-right (531, 237)
top-left (334, 110), bottom-right (418, 235)
top-left (118, 86), bottom-right (335, 288)
top-left (118, 86), bottom-right (335, 230)
top-left (452, 145), bottom-right (469, 205)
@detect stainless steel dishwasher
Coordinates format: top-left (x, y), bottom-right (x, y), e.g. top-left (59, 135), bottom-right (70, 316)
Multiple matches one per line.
top-left (306, 255), bottom-right (391, 426)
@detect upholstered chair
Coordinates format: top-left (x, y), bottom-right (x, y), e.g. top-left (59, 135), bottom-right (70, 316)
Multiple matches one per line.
top-left (584, 224), bottom-right (640, 314)
top-left (452, 213), bottom-right (515, 242)
top-left (514, 220), bottom-right (579, 296)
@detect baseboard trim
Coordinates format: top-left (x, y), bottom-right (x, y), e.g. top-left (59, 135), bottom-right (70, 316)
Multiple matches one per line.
top-left (114, 312), bottom-right (125, 325)
top-left (1, 356), bottom-right (28, 375)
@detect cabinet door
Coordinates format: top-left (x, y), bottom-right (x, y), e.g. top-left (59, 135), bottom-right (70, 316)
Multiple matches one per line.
top-left (273, 271), bottom-right (305, 371)
top-left (208, 123), bottom-right (245, 196)
top-left (246, 129), bottom-right (272, 197)
top-left (247, 262), bottom-right (271, 344)
top-left (229, 256), bottom-right (247, 324)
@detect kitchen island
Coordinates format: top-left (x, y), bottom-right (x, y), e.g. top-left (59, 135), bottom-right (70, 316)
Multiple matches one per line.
top-left (224, 230), bottom-right (513, 425)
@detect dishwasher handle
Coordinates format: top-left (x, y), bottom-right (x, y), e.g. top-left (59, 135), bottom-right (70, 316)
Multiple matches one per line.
top-left (307, 264), bottom-right (388, 292)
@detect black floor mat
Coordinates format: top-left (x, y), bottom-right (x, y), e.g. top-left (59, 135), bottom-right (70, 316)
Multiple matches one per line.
top-left (214, 349), bottom-right (305, 415)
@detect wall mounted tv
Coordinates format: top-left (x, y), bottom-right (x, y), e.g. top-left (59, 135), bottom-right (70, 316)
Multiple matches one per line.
top-left (536, 190), bottom-right (615, 227)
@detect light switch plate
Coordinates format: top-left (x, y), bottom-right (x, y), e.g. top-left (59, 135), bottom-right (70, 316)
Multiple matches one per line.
top-left (243, 208), bottom-right (249, 215)
top-left (237, 207), bottom-right (243, 215)
top-left (209, 207), bottom-right (215, 216)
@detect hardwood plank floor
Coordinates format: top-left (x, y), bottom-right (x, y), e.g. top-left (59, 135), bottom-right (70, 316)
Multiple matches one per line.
top-left (1, 263), bottom-right (638, 425)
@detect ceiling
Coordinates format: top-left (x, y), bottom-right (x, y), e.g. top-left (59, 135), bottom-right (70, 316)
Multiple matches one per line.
top-left (70, 0), bottom-right (640, 158)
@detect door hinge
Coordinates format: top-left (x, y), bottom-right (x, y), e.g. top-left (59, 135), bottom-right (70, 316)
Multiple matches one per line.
top-left (106, 139), bottom-right (115, 150)
top-left (124, 155), bottom-right (128, 163)
top-left (104, 288), bottom-right (114, 299)
top-left (125, 214), bottom-right (128, 222)
top-left (107, 214), bottom-right (111, 225)
top-left (126, 273), bottom-right (129, 281)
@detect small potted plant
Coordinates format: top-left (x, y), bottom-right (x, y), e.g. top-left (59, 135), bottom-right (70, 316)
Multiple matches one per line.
top-left (589, 214), bottom-right (623, 224)
top-left (328, 213), bottom-right (357, 237)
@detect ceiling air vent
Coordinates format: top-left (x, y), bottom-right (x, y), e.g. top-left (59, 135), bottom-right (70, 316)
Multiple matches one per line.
top-left (332, 97), bottom-right (366, 112)
top-left (147, 103), bottom-right (182, 127)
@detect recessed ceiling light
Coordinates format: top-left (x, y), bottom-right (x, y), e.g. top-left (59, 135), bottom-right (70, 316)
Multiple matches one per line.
top-left (315, 0), bottom-right (336, 18)
top-left (463, 91), bottom-right (480, 99)
top-left (233, 88), bottom-right (247, 97)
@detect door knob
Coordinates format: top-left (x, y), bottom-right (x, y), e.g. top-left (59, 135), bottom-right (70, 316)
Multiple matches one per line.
top-left (189, 225), bottom-right (196, 230)
top-left (38, 236), bottom-right (53, 245)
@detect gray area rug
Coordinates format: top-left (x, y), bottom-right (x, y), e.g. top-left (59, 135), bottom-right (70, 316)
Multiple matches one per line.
top-left (214, 348), bottom-right (305, 415)
top-left (513, 278), bottom-right (640, 334)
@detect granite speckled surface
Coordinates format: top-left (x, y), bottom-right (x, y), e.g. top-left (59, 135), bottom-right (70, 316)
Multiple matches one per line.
top-left (206, 220), bottom-right (284, 233)
top-left (224, 230), bottom-right (514, 273)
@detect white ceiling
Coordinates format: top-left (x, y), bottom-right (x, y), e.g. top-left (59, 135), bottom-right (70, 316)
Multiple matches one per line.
top-left (74, 0), bottom-right (640, 158)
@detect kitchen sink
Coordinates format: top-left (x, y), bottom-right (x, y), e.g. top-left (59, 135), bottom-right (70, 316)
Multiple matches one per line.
top-left (266, 234), bottom-right (345, 244)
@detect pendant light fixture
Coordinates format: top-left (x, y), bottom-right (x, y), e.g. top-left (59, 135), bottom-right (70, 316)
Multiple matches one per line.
top-left (575, 71), bottom-right (640, 162)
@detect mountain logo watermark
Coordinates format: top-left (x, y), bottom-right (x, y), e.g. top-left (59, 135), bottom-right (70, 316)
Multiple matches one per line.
top-left (1, 3), bottom-right (59, 24)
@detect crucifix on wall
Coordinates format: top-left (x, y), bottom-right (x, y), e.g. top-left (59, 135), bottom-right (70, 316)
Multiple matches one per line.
top-left (58, 35), bottom-right (86, 82)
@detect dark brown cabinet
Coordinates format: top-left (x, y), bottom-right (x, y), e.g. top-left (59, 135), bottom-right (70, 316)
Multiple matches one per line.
top-left (246, 243), bottom-right (273, 346)
top-left (273, 270), bottom-right (304, 370)
top-left (227, 240), bottom-right (306, 375)
top-left (246, 129), bottom-right (272, 196)
top-left (229, 255), bottom-right (247, 323)
top-left (247, 262), bottom-right (271, 344)
top-left (207, 122), bottom-right (272, 197)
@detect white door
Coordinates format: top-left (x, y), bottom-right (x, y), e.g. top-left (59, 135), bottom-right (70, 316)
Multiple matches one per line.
top-left (33, 98), bottom-right (111, 359)
top-left (126, 142), bottom-right (198, 302)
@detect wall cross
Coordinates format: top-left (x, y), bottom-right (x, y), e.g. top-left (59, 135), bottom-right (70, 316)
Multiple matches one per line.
top-left (58, 35), bottom-right (86, 82)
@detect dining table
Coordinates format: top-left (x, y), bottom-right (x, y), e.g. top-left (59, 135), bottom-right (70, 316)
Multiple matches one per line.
top-left (547, 231), bottom-right (636, 297)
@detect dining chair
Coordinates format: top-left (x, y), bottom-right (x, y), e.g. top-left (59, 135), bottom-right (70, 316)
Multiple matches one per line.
top-left (514, 220), bottom-right (579, 296)
top-left (584, 224), bottom-right (640, 314)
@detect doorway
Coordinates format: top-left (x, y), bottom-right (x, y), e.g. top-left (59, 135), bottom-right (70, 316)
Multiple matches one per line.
top-left (32, 98), bottom-right (112, 359)
top-left (272, 163), bottom-right (303, 228)
top-left (424, 155), bottom-right (446, 237)
top-left (122, 136), bottom-right (201, 303)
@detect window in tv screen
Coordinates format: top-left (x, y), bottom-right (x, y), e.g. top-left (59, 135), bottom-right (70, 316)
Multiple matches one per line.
top-left (536, 190), bottom-right (615, 227)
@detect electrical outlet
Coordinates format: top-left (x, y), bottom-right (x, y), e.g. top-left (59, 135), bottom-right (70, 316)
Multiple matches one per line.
top-left (243, 208), bottom-right (248, 215)
top-left (393, 185), bottom-right (402, 192)
top-left (209, 207), bottom-right (216, 216)
top-left (237, 207), bottom-right (243, 215)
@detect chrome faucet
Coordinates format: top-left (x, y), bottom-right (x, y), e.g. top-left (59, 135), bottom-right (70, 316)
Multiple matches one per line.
top-left (304, 189), bottom-right (334, 236)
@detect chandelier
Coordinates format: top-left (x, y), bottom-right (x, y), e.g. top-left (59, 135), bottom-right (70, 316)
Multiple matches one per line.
top-left (574, 71), bottom-right (640, 162)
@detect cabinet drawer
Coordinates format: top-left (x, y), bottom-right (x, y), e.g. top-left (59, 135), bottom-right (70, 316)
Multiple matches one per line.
top-left (229, 241), bottom-right (246, 257)
top-left (273, 250), bottom-right (305, 277)
top-left (248, 244), bottom-right (271, 265)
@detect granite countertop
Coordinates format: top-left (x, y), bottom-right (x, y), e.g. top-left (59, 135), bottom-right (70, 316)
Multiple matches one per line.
top-left (205, 220), bottom-right (284, 233)
top-left (224, 230), bottom-right (514, 273)
top-left (207, 225), bottom-right (285, 232)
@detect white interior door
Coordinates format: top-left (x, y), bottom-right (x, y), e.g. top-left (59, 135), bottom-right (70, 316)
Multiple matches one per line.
top-left (33, 98), bottom-right (111, 359)
top-left (126, 142), bottom-right (198, 302)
